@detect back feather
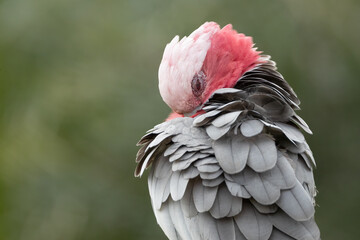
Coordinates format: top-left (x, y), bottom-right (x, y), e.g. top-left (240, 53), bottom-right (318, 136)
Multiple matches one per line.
top-left (136, 56), bottom-right (319, 240)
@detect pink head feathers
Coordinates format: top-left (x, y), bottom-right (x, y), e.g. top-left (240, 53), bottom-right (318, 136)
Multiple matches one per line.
top-left (158, 22), bottom-right (261, 116)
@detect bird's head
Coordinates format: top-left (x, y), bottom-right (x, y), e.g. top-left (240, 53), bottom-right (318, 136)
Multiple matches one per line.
top-left (158, 22), bottom-right (261, 117)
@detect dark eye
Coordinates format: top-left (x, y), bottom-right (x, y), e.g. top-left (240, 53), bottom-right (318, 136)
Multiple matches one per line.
top-left (191, 71), bottom-right (206, 97)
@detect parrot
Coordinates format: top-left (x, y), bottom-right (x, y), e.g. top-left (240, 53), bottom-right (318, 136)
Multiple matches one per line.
top-left (135, 22), bottom-right (320, 240)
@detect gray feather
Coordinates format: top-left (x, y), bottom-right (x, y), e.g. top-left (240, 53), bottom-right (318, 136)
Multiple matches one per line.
top-left (228, 196), bottom-right (244, 217)
top-left (138, 147), bottom-right (157, 176)
top-left (200, 169), bottom-right (223, 180)
top-left (213, 135), bottom-right (249, 174)
top-left (202, 175), bottom-right (224, 187)
top-left (235, 201), bottom-right (273, 240)
top-left (180, 151), bottom-right (198, 161)
top-left (152, 177), bottom-right (171, 210)
top-left (171, 160), bottom-right (193, 172)
top-left (276, 181), bottom-right (315, 221)
top-left (240, 119), bottom-right (264, 137)
top-left (149, 157), bottom-right (172, 210)
top-left (280, 140), bottom-right (306, 154)
top-left (294, 156), bottom-right (314, 185)
top-left (206, 124), bottom-right (231, 140)
top-left (243, 168), bottom-right (281, 205)
top-left (172, 152), bottom-right (208, 172)
top-left (247, 134), bottom-right (277, 172)
top-left (269, 228), bottom-right (296, 240)
top-left (203, 104), bottom-right (218, 111)
top-left (250, 198), bottom-right (278, 214)
top-left (183, 212), bottom-right (202, 239)
top-left (301, 149), bottom-right (316, 168)
top-left (294, 158), bottom-right (316, 203)
top-left (153, 155), bottom-right (172, 179)
top-left (197, 164), bottom-right (221, 173)
top-left (170, 171), bottom-right (189, 201)
top-left (162, 180), bottom-right (171, 203)
top-left (169, 146), bottom-right (189, 162)
top-left (196, 212), bottom-right (221, 240)
top-left (172, 134), bottom-right (209, 147)
top-left (218, 100), bottom-right (247, 111)
top-left (164, 142), bottom-right (182, 157)
top-left (217, 218), bottom-right (236, 240)
top-left (181, 166), bottom-right (200, 179)
top-left (147, 132), bottom-right (171, 149)
top-left (234, 224), bottom-right (248, 240)
top-left (211, 87), bottom-right (244, 96)
top-left (137, 132), bottom-right (156, 146)
top-left (153, 201), bottom-right (180, 240)
top-left (212, 111), bottom-right (241, 128)
top-left (193, 179), bottom-right (218, 212)
top-left (180, 181), bottom-right (197, 218)
top-left (225, 179), bottom-right (251, 198)
top-left (227, 172), bottom-right (245, 184)
top-left (200, 148), bottom-right (215, 154)
top-left (184, 152), bottom-right (209, 163)
top-left (260, 120), bottom-right (282, 131)
top-left (264, 97), bottom-right (294, 121)
top-left (261, 152), bottom-right (296, 189)
top-left (148, 165), bottom-right (155, 200)
top-left (193, 110), bottom-right (221, 126)
top-left (276, 122), bottom-right (305, 143)
top-left (209, 184), bottom-right (234, 218)
top-left (194, 156), bottom-right (218, 166)
top-left (168, 200), bottom-right (193, 239)
top-left (269, 210), bottom-right (320, 240)
top-left (291, 114), bottom-right (312, 134)
top-left (136, 141), bottom-right (149, 163)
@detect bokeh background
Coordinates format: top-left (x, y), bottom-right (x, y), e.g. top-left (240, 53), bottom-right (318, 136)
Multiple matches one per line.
top-left (0, 0), bottom-right (359, 239)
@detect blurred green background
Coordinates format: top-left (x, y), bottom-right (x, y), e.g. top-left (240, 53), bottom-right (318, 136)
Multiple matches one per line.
top-left (0, 0), bottom-right (359, 239)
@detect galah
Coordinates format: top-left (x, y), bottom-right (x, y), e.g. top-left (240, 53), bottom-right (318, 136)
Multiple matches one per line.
top-left (135, 22), bottom-right (320, 240)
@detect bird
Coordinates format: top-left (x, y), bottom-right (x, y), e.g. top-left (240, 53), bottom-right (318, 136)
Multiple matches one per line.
top-left (135, 22), bottom-right (320, 240)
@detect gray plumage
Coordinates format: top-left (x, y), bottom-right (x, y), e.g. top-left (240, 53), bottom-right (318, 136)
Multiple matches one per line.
top-left (193, 179), bottom-right (218, 212)
top-left (213, 134), bottom-right (249, 174)
top-left (235, 201), bottom-right (272, 240)
top-left (240, 119), bottom-right (264, 137)
top-left (135, 56), bottom-right (319, 239)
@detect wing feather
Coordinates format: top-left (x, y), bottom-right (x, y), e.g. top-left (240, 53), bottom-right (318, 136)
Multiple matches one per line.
top-left (212, 111), bottom-right (241, 128)
top-left (168, 200), bottom-right (192, 239)
top-left (240, 119), bottom-right (264, 137)
top-left (247, 134), bottom-right (277, 172)
top-left (153, 201), bottom-right (180, 240)
top-left (269, 210), bottom-right (320, 240)
top-left (225, 178), bottom-right (251, 198)
top-left (193, 178), bottom-right (218, 212)
top-left (276, 181), bottom-right (315, 221)
top-left (243, 168), bottom-right (281, 205)
top-left (269, 228), bottom-right (296, 240)
top-left (213, 135), bottom-right (249, 174)
top-left (170, 170), bottom-right (189, 201)
top-left (261, 152), bottom-right (296, 189)
top-left (275, 122), bottom-right (305, 143)
top-left (234, 201), bottom-right (273, 240)
top-left (216, 218), bottom-right (236, 240)
top-left (209, 184), bottom-right (234, 218)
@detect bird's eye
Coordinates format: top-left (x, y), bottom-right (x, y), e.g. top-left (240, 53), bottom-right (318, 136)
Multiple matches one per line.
top-left (191, 71), bottom-right (206, 97)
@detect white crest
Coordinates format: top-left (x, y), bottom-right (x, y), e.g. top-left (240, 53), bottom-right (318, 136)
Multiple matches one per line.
top-left (158, 22), bottom-right (219, 113)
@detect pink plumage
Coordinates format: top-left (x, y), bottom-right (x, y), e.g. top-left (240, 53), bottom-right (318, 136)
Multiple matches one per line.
top-left (202, 24), bottom-right (261, 101)
top-left (161, 22), bottom-right (260, 119)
